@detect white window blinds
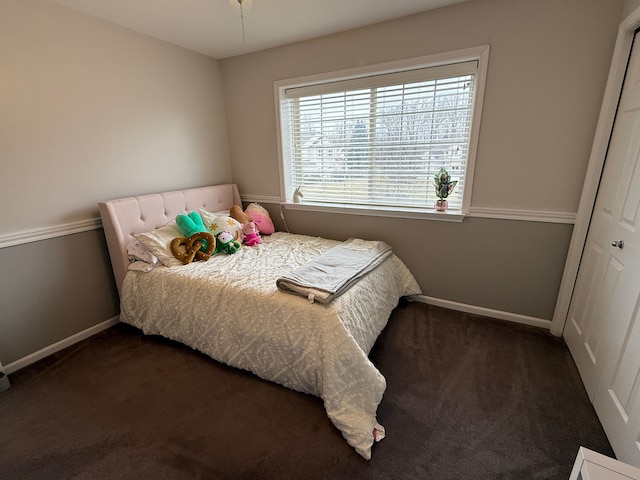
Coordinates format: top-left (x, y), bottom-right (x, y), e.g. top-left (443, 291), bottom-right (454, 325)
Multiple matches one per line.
top-left (278, 60), bottom-right (479, 212)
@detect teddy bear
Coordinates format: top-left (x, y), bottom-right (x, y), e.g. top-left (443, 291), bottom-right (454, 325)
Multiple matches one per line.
top-left (242, 221), bottom-right (262, 246)
top-left (230, 205), bottom-right (252, 225)
top-left (215, 230), bottom-right (241, 255)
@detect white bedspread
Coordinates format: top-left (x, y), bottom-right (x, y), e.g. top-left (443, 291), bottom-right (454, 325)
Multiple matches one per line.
top-left (119, 232), bottom-right (421, 459)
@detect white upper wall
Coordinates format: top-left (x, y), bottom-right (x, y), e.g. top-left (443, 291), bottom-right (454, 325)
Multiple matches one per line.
top-left (0, 0), bottom-right (623, 234)
top-left (221, 0), bottom-right (622, 215)
top-left (0, 0), bottom-right (232, 236)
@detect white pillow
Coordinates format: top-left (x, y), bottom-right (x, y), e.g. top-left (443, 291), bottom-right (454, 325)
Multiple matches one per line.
top-left (127, 240), bottom-right (158, 264)
top-left (199, 209), bottom-right (244, 243)
top-left (135, 221), bottom-right (183, 267)
top-left (126, 240), bottom-right (159, 272)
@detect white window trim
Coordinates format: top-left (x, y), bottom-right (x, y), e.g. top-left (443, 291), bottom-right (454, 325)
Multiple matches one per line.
top-left (283, 201), bottom-right (466, 223)
top-left (273, 45), bottom-right (490, 220)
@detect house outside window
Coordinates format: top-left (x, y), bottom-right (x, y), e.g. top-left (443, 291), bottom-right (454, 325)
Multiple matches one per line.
top-left (275, 45), bottom-right (489, 220)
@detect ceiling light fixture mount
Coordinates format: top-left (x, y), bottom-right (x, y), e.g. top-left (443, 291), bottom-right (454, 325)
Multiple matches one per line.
top-left (228, 0), bottom-right (253, 44)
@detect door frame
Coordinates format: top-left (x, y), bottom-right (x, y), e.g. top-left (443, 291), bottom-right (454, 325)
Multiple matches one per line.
top-left (551, 6), bottom-right (640, 336)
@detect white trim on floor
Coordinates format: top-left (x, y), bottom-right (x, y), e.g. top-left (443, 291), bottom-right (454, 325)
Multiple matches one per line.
top-left (411, 295), bottom-right (552, 331)
top-left (4, 295), bottom-right (553, 375)
top-left (5, 316), bottom-right (119, 374)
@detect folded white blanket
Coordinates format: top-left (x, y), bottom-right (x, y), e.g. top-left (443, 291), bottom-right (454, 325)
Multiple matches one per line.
top-left (276, 238), bottom-right (393, 304)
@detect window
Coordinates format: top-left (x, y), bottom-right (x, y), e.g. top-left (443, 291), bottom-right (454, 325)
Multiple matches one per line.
top-left (275, 46), bottom-right (489, 218)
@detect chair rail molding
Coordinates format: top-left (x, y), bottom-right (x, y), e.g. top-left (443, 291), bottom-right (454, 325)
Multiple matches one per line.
top-left (0, 218), bottom-right (102, 249)
top-left (242, 194), bottom-right (577, 224)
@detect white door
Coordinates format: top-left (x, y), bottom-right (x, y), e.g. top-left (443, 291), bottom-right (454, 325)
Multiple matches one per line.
top-left (564, 33), bottom-right (640, 467)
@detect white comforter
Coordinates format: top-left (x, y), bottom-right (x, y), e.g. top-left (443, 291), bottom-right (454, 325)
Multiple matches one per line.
top-left (120, 232), bottom-right (421, 459)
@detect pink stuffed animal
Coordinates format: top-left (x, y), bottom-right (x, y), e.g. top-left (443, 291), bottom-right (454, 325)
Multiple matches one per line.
top-left (243, 221), bottom-right (262, 246)
top-left (245, 203), bottom-right (275, 235)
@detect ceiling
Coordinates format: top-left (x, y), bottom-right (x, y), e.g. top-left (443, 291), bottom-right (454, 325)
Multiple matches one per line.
top-left (48, 0), bottom-right (472, 59)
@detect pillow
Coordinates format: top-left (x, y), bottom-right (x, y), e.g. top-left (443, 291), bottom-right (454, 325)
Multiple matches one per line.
top-left (245, 203), bottom-right (275, 235)
top-left (205, 209), bottom-right (230, 217)
top-left (126, 240), bottom-right (159, 272)
top-left (127, 240), bottom-right (158, 265)
top-left (199, 209), bottom-right (244, 243)
top-left (135, 221), bottom-right (183, 267)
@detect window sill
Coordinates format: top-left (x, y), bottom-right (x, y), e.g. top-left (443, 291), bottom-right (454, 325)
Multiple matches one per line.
top-left (281, 202), bottom-right (466, 223)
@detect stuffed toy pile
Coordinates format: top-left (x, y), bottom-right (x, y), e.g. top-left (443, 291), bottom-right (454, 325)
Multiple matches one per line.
top-left (170, 204), bottom-right (275, 264)
top-left (229, 203), bottom-right (276, 245)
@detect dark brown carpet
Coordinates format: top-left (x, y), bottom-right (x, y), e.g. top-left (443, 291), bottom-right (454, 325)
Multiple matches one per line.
top-left (0, 301), bottom-right (613, 479)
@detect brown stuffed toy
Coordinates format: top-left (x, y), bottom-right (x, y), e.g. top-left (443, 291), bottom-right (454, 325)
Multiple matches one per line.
top-left (230, 205), bottom-right (252, 225)
top-left (170, 232), bottom-right (215, 265)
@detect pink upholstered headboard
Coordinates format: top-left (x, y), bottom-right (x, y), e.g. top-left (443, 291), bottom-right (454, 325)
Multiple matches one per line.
top-left (98, 184), bottom-right (241, 295)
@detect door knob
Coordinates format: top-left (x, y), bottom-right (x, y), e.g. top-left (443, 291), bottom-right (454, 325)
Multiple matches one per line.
top-left (612, 240), bottom-right (625, 249)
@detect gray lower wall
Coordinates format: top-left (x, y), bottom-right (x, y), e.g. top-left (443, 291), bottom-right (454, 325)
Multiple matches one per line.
top-left (1, 208), bottom-right (570, 367)
top-left (0, 230), bottom-right (119, 366)
top-left (266, 204), bottom-right (572, 321)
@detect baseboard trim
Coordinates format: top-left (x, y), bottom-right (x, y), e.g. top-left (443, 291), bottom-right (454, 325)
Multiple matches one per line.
top-left (3, 297), bottom-right (551, 374)
top-left (5, 316), bottom-right (119, 374)
top-left (410, 295), bottom-right (552, 331)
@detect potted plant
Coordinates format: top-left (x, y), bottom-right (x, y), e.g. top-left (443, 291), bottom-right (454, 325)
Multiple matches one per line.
top-left (434, 167), bottom-right (457, 211)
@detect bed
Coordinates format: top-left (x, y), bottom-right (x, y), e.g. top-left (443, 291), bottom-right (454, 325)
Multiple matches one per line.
top-left (98, 183), bottom-right (422, 459)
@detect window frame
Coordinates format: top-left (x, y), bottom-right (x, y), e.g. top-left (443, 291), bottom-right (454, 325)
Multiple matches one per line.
top-left (274, 45), bottom-right (490, 222)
